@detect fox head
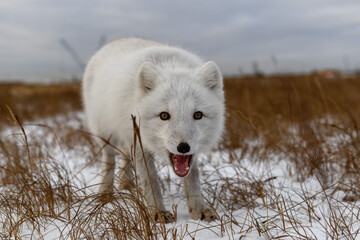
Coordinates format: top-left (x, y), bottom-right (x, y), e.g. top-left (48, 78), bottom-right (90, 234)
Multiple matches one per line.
top-left (135, 61), bottom-right (225, 177)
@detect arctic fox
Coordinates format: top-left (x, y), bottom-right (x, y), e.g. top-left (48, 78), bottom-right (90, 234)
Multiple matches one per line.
top-left (82, 37), bottom-right (225, 222)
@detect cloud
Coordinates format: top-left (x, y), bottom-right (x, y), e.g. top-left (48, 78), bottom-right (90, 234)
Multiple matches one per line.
top-left (0, 0), bottom-right (359, 80)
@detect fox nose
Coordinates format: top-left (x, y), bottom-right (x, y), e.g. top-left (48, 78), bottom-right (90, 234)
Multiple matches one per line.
top-left (177, 142), bottom-right (190, 154)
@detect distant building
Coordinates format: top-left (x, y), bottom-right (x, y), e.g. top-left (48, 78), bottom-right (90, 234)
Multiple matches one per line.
top-left (313, 69), bottom-right (340, 79)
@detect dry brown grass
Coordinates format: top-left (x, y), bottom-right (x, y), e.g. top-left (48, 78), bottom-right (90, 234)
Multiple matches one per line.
top-left (0, 82), bottom-right (82, 130)
top-left (0, 74), bottom-right (360, 239)
top-left (224, 74), bottom-right (360, 184)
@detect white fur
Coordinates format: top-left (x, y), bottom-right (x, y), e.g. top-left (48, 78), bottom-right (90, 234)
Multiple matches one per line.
top-left (83, 37), bottom-right (225, 222)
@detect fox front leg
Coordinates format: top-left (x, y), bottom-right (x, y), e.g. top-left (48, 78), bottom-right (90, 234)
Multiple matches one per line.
top-left (135, 150), bottom-right (175, 223)
top-left (184, 162), bottom-right (218, 222)
top-left (99, 144), bottom-right (115, 195)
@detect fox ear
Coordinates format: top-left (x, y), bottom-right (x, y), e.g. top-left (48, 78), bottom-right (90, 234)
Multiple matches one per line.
top-left (137, 62), bottom-right (160, 93)
top-left (196, 61), bottom-right (223, 93)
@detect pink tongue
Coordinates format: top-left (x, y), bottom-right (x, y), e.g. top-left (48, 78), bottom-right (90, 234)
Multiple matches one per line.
top-left (172, 154), bottom-right (190, 177)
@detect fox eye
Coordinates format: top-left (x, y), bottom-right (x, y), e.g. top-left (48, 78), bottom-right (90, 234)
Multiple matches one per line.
top-left (160, 112), bottom-right (170, 120)
top-left (193, 111), bottom-right (203, 120)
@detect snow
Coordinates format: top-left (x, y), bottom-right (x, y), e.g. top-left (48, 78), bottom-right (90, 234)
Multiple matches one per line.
top-left (1, 112), bottom-right (359, 239)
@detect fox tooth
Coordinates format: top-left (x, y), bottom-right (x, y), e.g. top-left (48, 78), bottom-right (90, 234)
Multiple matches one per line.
top-left (174, 166), bottom-right (178, 171)
top-left (185, 167), bottom-right (189, 171)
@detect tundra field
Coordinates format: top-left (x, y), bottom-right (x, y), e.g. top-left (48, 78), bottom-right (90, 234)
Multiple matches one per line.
top-left (0, 74), bottom-right (360, 239)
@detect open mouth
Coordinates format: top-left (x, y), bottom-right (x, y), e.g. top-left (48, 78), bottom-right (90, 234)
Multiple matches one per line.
top-left (169, 152), bottom-right (193, 177)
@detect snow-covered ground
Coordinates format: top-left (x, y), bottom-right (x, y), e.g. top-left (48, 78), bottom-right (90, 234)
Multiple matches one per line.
top-left (1, 112), bottom-right (359, 239)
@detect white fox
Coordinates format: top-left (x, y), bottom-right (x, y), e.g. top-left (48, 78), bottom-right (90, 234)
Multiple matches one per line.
top-left (82, 37), bottom-right (225, 222)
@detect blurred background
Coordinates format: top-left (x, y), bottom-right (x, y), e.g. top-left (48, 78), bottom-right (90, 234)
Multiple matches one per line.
top-left (1, 2), bottom-right (360, 238)
top-left (1, 0), bottom-right (360, 82)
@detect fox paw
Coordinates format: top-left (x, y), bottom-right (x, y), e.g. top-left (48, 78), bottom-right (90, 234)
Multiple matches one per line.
top-left (99, 183), bottom-right (113, 195)
top-left (153, 210), bottom-right (175, 223)
top-left (118, 179), bottom-right (135, 190)
top-left (97, 191), bottom-right (115, 203)
top-left (189, 207), bottom-right (218, 222)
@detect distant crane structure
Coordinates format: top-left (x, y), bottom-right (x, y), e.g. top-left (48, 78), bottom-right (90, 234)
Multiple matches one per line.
top-left (59, 35), bottom-right (107, 72)
top-left (59, 38), bottom-right (85, 71)
top-left (97, 35), bottom-right (107, 50)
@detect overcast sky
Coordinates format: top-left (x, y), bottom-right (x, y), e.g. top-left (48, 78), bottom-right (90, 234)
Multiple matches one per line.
top-left (1, 0), bottom-right (360, 81)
